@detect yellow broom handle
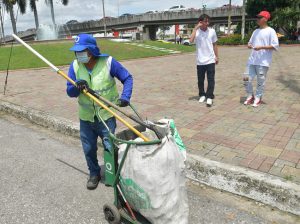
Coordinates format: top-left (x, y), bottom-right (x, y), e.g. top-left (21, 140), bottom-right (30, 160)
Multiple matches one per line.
top-left (12, 34), bottom-right (150, 142)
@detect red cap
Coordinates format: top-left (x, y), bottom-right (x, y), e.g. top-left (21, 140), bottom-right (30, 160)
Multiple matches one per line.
top-left (257, 11), bottom-right (271, 20)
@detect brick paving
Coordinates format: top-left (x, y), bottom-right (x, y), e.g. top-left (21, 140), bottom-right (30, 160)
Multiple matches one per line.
top-left (1, 45), bottom-right (300, 183)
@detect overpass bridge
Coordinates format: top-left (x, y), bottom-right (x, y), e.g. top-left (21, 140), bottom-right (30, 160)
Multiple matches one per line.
top-left (60, 7), bottom-right (253, 40)
top-left (1, 7), bottom-right (253, 43)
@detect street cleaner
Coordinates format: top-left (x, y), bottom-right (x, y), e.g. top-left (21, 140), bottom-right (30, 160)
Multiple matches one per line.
top-left (66, 33), bottom-right (133, 190)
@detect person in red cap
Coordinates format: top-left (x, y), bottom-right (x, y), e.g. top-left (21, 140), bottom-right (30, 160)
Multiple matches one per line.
top-left (243, 10), bottom-right (279, 107)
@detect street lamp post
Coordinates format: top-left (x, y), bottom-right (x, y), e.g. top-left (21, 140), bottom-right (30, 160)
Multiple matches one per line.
top-left (117, 0), bottom-right (120, 17)
top-left (241, 0), bottom-right (246, 40)
top-left (102, 0), bottom-right (107, 37)
top-left (0, 0), bottom-right (5, 41)
top-left (227, 0), bottom-right (232, 35)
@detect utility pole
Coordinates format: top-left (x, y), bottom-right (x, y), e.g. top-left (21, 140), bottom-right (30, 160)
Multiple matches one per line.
top-left (117, 0), bottom-right (120, 17)
top-left (0, 0), bottom-right (5, 41)
top-left (102, 0), bottom-right (107, 37)
top-left (227, 0), bottom-right (232, 35)
top-left (241, 0), bottom-right (246, 40)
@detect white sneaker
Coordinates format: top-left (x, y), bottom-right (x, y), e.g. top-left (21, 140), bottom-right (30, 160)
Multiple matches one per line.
top-left (252, 97), bottom-right (262, 107)
top-left (244, 95), bottom-right (254, 105)
top-left (206, 98), bottom-right (213, 107)
top-left (199, 96), bottom-right (206, 103)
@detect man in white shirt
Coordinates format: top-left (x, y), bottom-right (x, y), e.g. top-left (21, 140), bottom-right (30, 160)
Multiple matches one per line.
top-left (190, 14), bottom-right (218, 107)
top-left (243, 10), bottom-right (279, 107)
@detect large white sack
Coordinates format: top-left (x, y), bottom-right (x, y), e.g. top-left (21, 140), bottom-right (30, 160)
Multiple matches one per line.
top-left (118, 122), bottom-right (189, 224)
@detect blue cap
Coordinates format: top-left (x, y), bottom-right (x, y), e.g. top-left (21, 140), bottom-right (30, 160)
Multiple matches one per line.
top-left (70, 33), bottom-right (108, 57)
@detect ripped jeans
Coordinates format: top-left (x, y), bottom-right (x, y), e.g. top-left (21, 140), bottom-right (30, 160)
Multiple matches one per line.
top-left (80, 117), bottom-right (116, 177)
top-left (243, 65), bottom-right (269, 98)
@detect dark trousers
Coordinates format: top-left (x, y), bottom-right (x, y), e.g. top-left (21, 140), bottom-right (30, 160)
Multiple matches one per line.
top-left (197, 63), bottom-right (215, 99)
top-left (80, 117), bottom-right (116, 177)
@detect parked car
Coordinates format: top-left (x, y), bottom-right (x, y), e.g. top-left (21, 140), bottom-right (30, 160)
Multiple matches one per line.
top-left (187, 7), bottom-right (198, 11)
top-left (120, 13), bottom-right (133, 17)
top-left (183, 39), bottom-right (191, 46)
top-left (164, 5), bottom-right (187, 12)
top-left (145, 10), bottom-right (158, 14)
top-left (101, 16), bottom-right (115, 20)
top-left (220, 4), bottom-right (239, 9)
top-left (100, 16), bottom-right (115, 21)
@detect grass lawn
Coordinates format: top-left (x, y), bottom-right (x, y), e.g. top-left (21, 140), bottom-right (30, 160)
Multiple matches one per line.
top-left (0, 39), bottom-right (195, 71)
top-left (143, 40), bottom-right (195, 53)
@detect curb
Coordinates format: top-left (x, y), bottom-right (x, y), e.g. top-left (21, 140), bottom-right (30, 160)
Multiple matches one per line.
top-left (1, 100), bottom-right (300, 216)
top-left (186, 154), bottom-right (300, 216)
top-left (0, 101), bottom-right (79, 138)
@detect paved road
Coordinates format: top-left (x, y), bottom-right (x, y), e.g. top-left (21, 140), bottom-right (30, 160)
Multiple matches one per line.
top-left (0, 115), bottom-right (299, 224)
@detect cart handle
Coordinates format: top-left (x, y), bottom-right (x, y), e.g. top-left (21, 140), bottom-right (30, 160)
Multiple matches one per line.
top-left (109, 133), bottom-right (162, 146)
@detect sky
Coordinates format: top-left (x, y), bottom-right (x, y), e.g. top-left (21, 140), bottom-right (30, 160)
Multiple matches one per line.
top-left (0, 0), bottom-right (242, 36)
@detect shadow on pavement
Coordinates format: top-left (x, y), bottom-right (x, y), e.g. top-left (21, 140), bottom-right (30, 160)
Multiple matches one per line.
top-left (277, 76), bottom-right (300, 96)
top-left (188, 96), bottom-right (199, 101)
top-left (56, 159), bottom-right (107, 184)
top-left (275, 53), bottom-right (300, 96)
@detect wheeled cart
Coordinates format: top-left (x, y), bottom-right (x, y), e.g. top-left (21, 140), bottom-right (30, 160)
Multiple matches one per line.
top-left (103, 125), bottom-right (161, 224)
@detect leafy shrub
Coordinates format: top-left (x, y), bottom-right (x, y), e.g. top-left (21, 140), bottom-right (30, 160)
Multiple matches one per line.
top-left (279, 39), bottom-right (300, 44)
top-left (218, 33), bottom-right (300, 45)
top-left (217, 34), bottom-right (251, 45)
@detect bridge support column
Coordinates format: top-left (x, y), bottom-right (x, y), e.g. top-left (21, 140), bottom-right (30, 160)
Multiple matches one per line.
top-left (142, 25), bottom-right (157, 41)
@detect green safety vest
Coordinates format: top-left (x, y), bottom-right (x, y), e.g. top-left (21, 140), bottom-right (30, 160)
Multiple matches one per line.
top-left (73, 57), bottom-right (119, 122)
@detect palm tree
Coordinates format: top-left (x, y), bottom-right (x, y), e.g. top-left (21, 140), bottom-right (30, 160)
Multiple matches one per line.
top-left (3, 0), bottom-right (27, 34)
top-left (29, 0), bottom-right (39, 30)
top-left (45, 0), bottom-right (69, 27)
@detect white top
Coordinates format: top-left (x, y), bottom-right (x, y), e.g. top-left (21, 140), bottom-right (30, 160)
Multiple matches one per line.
top-left (248, 27), bottom-right (279, 67)
top-left (195, 28), bottom-right (218, 65)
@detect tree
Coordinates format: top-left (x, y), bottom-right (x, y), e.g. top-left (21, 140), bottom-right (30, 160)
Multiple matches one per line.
top-left (29, 0), bottom-right (39, 30)
top-left (227, 0), bottom-right (232, 35)
top-left (246, 0), bottom-right (288, 16)
top-left (272, 0), bottom-right (300, 34)
top-left (246, 0), bottom-right (300, 35)
top-left (45, 0), bottom-right (69, 26)
top-left (235, 21), bottom-right (257, 35)
top-left (3, 0), bottom-right (27, 34)
top-left (158, 25), bottom-right (170, 40)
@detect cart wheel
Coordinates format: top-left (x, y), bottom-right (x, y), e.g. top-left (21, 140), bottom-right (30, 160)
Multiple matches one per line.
top-left (103, 203), bottom-right (121, 224)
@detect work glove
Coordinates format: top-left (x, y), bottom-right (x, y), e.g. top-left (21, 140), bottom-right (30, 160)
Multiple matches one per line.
top-left (75, 79), bottom-right (88, 92)
top-left (117, 99), bottom-right (129, 107)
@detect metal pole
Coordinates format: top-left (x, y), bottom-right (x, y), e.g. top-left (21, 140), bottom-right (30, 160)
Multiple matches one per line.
top-left (174, 25), bottom-right (176, 44)
top-left (0, 0), bottom-right (5, 41)
top-left (227, 0), bottom-right (232, 35)
top-left (117, 0), bottom-right (120, 17)
top-left (102, 0), bottom-right (107, 37)
top-left (241, 0), bottom-right (246, 40)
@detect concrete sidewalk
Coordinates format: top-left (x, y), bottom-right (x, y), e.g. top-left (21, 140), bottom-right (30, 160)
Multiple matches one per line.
top-left (1, 46), bottom-right (299, 183)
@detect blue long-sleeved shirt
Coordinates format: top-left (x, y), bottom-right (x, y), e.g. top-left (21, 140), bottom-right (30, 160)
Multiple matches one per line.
top-left (66, 56), bottom-right (133, 102)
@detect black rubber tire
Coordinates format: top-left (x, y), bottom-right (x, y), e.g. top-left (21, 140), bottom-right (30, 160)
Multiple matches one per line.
top-left (103, 203), bottom-right (121, 224)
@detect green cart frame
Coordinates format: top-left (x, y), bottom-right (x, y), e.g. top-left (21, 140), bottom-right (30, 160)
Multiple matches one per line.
top-left (103, 124), bottom-right (162, 224)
